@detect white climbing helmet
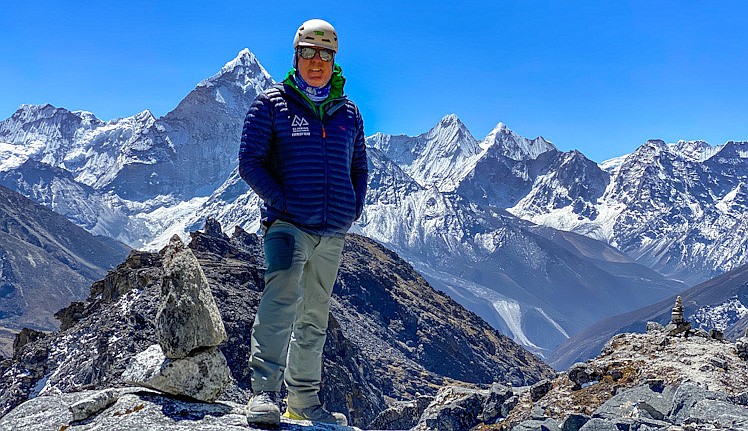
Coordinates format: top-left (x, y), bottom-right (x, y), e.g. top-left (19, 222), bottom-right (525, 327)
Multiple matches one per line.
top-left (293, 19), bottom-right (338, 53)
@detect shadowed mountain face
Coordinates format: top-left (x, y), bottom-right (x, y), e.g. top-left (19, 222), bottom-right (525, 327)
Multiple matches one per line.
top-left (0, 185), bottom-right (129, 356)
top-left (0, 221), bottom-right (553, 427)
top-left (549, 260), bottom-right (748, 370)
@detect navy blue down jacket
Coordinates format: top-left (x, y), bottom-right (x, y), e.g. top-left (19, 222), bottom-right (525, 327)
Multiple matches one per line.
top-left (239, 71), bottom-right (368, 237)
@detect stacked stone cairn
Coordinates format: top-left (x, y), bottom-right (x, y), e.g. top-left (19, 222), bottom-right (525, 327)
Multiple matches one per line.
top-left (662, 295), bottom-right (691, 336)
top-left (121, 234), bottom-right (230, 402)
top-left (66, 235), bottom-right (231, 422)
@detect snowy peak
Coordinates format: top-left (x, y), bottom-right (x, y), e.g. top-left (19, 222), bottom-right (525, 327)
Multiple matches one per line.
top-left (671, 140), bottom-right (718, 162)
top-left (623, 138), bottom-right (720, 167)
top-left (424, 114), bottom-right (480, 156)
top-left (621, 139), bottom-right (668, 166)
top-left (481, 121), bottom-right (556, 160)
top-left (0, 104), bottom-right (96, 172)
top-left (5, 104), bottom-right (83, 128)
top-left (509, 149), bottom-right (609, 226)
top-left (365, 114), bottom-right (480, 192)
top-left (710, 140), bottom-right (748, 162)
top-left (9, 104), bottom-right (63, 122)
top-left (166, 48), bottom-right (274, 123)
top-left (197, 48), bottom-right (273, 94)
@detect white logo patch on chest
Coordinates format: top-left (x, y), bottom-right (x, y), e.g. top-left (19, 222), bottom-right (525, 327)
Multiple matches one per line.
top-left (291, 115), bottom-right (311, 136)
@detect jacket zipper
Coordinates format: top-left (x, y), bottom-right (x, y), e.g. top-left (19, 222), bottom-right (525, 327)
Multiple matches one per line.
top-left (321, 122), bottom-right (328, 230)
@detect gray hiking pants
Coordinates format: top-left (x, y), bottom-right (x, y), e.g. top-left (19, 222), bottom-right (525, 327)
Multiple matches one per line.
top-left (249, 220), bottom-right (345, 409)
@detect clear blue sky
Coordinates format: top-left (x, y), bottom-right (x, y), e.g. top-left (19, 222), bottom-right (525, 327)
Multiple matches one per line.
top-left (1, 1), bottom-right (747, 162)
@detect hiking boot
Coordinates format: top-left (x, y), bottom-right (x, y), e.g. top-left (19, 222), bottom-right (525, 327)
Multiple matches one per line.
top-left (246, 391), bottom-right (281, 427)
top-left (283, 404), bottom-right (348, 426)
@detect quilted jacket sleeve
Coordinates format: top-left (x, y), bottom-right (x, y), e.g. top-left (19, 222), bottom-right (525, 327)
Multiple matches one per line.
top-left (239, 92), bottom-right (286, 212)
top-left (351, 106), bottom-right (369, 220)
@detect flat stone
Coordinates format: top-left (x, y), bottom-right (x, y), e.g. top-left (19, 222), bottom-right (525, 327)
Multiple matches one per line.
top-left (669, 383), bottom-right (748, 429)
top-left (122, 344), bottom-right (230, 403)
top-left (0, 389), bottom-right (250, 431)
top-left (578, 417), bottom-right (624, 431)
top-left (68, 388), bottom-right (122, 422)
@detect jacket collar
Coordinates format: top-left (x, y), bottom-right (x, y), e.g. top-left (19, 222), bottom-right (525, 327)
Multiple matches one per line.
top-left (280, 64), bottom-right (347, 118)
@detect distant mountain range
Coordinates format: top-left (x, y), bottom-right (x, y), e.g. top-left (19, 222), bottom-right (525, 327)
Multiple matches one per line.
top-left (549, 259), bottom-right (748, 370)
top-left (0, 185), bottom-right (129, 357)
top-left (2, 48), bottom-right (747, 360)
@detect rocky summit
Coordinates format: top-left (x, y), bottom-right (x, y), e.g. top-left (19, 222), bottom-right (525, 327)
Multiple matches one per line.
top-left (0, 218), bottom-right (552, 429)
top-left (498, 318), bottom-right (748, 430)
top-left (365, 310), bottom-right (748, 430)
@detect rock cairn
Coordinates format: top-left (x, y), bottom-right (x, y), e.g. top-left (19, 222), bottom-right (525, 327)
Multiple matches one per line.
top-left (646, 297), bottom-right (748, 361)
top-left (663, 295), bottom-right (691, 336)
top-left (122, 235), bottom-right (230, 402)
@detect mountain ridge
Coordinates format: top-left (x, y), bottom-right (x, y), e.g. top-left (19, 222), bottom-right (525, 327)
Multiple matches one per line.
top-left (0, 185), bottom-right (130, 356)
top-left (2, 47), bottom-right (745, 362)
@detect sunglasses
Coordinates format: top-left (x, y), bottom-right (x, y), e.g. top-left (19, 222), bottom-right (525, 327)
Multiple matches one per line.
top-left (297, 46), bottom-right (335, 62)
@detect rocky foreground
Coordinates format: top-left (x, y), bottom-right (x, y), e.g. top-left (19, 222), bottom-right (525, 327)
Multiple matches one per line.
top-left (3, 312), bottom-right (748, 430)
top-left (372, 316), bottom-right (748, 430)
top-left (3, 218), bottom-right (748, 430)
top-left (0, 219), bottom-right (552, 429)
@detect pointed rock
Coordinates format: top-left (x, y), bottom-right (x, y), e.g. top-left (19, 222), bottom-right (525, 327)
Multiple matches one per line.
top-left (156, 235), bottom-right (227, 359)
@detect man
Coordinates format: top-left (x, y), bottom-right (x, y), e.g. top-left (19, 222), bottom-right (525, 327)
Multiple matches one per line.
top-left (238, 18), bottom-right (368, 427)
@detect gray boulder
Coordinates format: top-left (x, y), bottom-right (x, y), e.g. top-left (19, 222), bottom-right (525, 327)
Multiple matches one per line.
top-left (664, 321), bottom-right (691, 337)
top-left (413, 386), bottom-right (489, 431)
top-left (530, 379), bottom-right (552, 402)
top-left (669, 382), bottom-right (748, 429)
top-left (594, 383), bottom-right (675, 421)
top-left (645, 321), bottom-right (664, 333)
top-left (577, 417), bottom-right (624, 431)
top-left (369, 395), bottom-right (433, 430)
top-left (482, 382), bottom-right (515, 421)
top-left (122, 344), bottom-right (230, 403)
top-left (0, 388), bottom-right (250, 431)
top-left (156, 235), bottom-right (227, 359)
top-left (560, 413), bottom-right (589, 431)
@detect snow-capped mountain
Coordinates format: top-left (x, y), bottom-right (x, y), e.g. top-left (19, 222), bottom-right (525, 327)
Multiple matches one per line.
top-left (454, 125), bottom-right (560, 209)
top-left (367, 114), bottom-right (480, 192)
top-left (512, 138), bottom-right (748, 285)
top-left (3, 48), bottom-right (744, 359)
top-left (0, 49), bottom-right (273, 247)
top-left (181, 143), bottom-right (683, 356)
